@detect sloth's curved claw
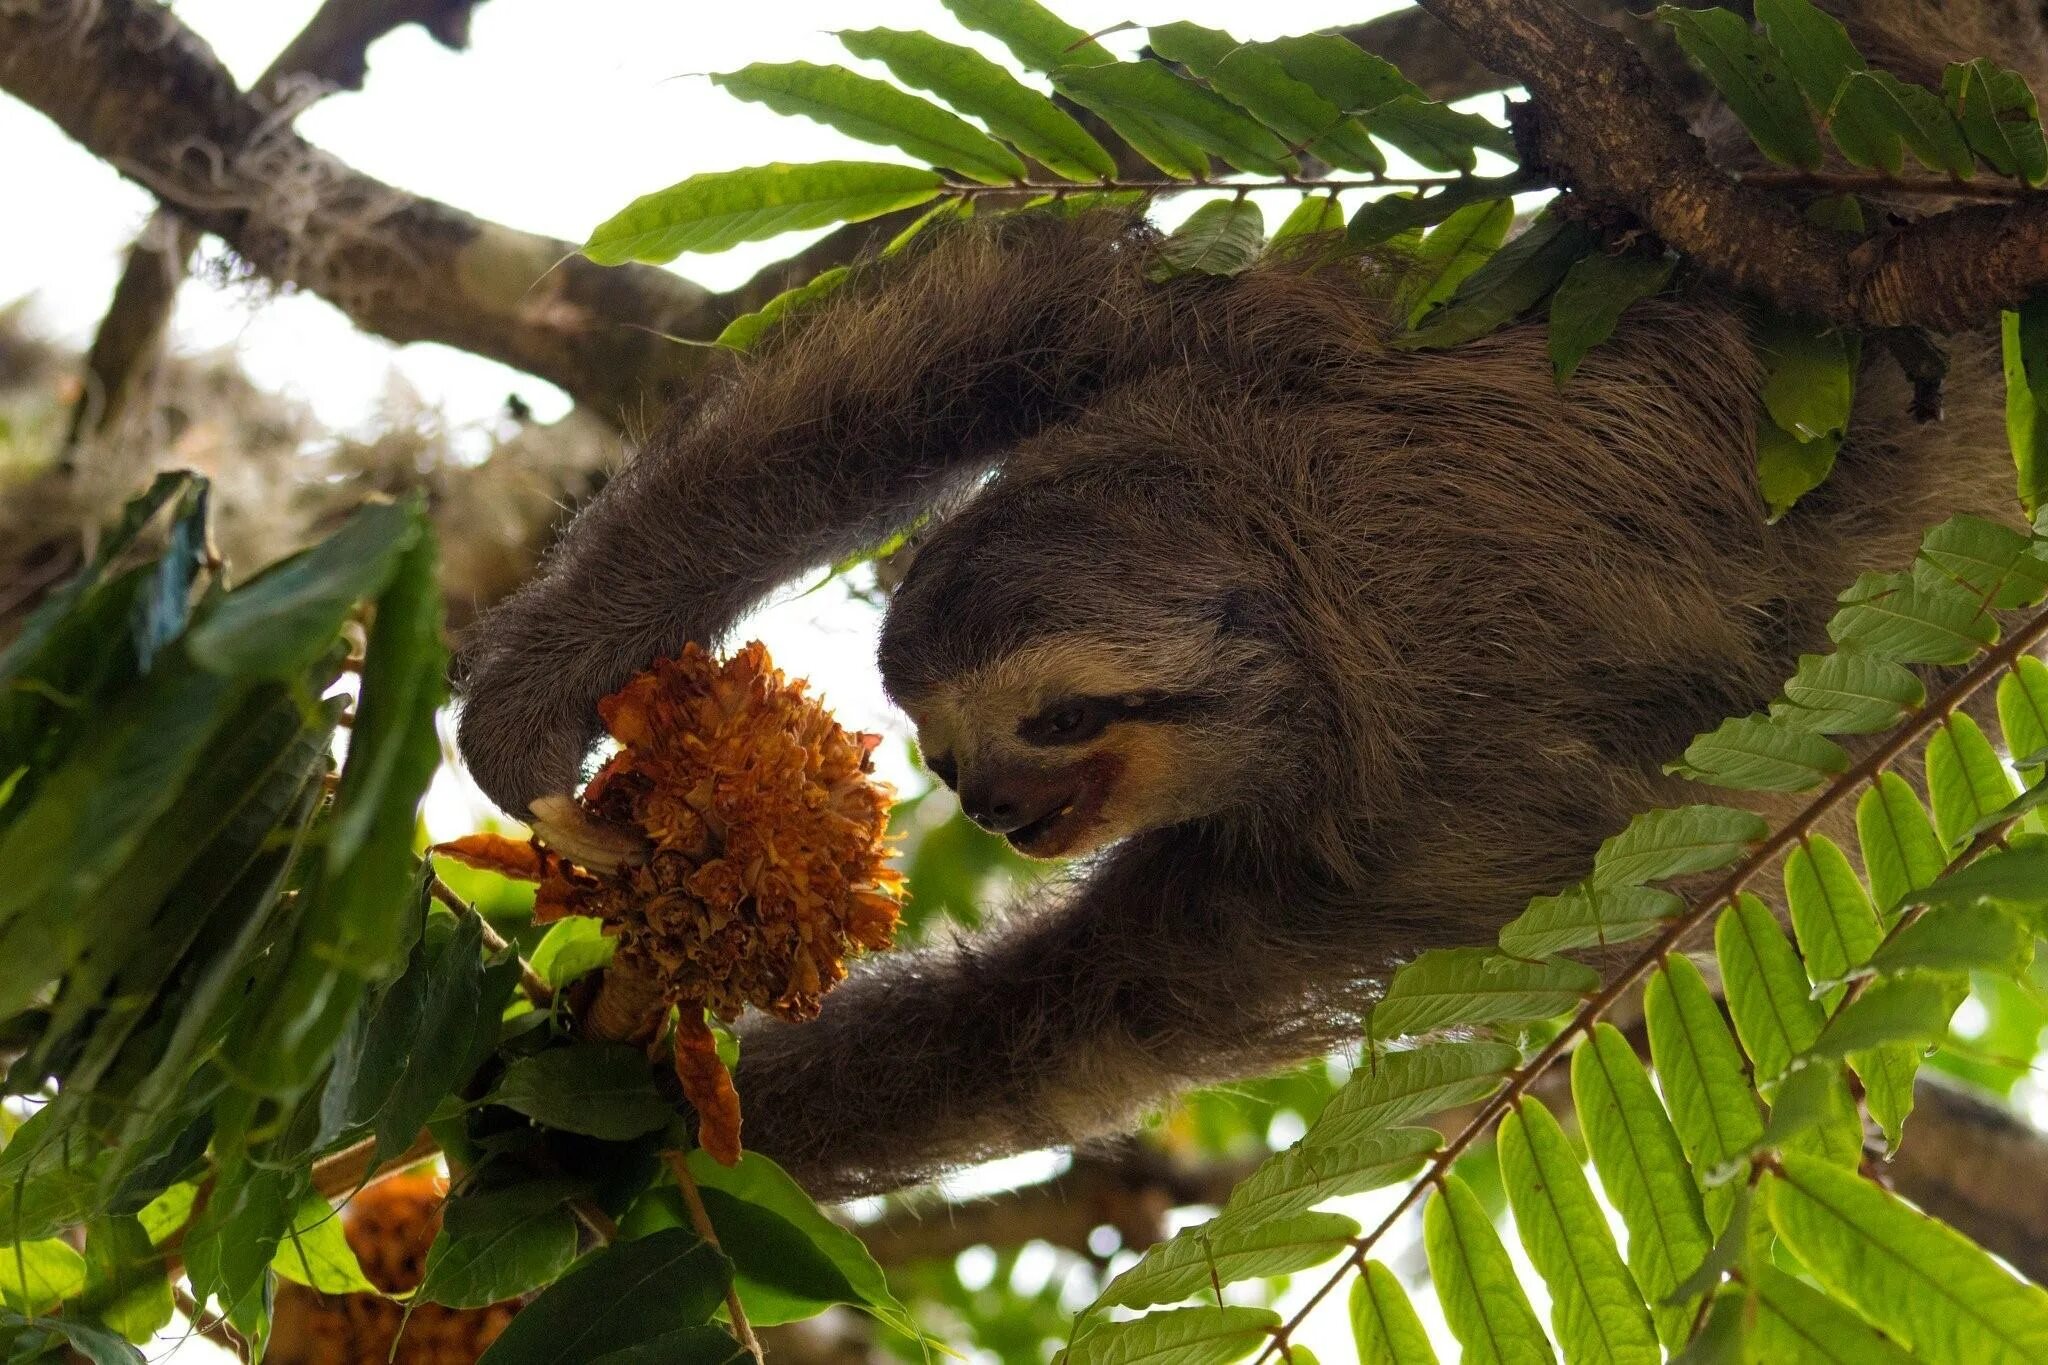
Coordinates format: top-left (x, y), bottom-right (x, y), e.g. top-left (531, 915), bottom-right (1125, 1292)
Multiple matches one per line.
top-left (527, 793), bottom-right (649, 874)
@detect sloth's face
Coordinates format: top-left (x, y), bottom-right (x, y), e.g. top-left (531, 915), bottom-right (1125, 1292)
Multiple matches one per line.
top-left (895, 635), bottom-right (1235, 859)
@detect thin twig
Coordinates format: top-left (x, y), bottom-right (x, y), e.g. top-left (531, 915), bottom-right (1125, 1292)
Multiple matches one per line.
top-left (427, 872), bottom-right (555, 1008)
top-left (311, 1127), bottom-right (441, 1201)
top-left (1255, 603), bottom-right (2048, 1360)
top-left (1738, 169), bottom-right (2043, 202)
top-left (666, 1150), bottom-right (765, 1363)
top-left (172, 1283), bottom-right (249, 1361)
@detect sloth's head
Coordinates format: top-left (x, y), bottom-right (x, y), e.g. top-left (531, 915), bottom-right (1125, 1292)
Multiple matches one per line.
top-left (876, 473), bottom-right (1302, 859)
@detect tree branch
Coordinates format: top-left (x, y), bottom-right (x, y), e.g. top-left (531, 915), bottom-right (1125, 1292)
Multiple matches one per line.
top-left (1, 0), bottom-right (725, 429)
top-left (1885, 1071), bottom-right (2048, 1285)
top-left (1415, 0), bottom-right (2048, 332)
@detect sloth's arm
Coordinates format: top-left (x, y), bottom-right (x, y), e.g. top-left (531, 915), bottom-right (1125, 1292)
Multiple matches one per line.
top-left (453, 213), bottom-right (1161, 815)
top-left (733, 833), bottom-right (1390, 1199)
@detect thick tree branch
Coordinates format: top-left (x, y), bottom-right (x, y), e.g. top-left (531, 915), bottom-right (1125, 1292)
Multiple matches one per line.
top-left (1, 0), bottom-right (723, 429)
top-left (1339, 6), bottom-right (1506, 103)
top-left (1416, 0), bottom-right (2048, 331)
top-left (1886, 1071), bottom-right (2048, 1285)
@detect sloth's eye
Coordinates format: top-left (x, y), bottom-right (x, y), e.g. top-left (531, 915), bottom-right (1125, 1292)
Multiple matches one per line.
top-left (1046, 704), bottom-right (1088, 735)
top-left (1021, 697), bottom-right (1113, 745)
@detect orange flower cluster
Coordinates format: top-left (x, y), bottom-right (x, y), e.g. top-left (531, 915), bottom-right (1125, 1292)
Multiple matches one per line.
top-left (270, 1174), bottom-right (516, 1365)
top-left (439, 641), bottom-right (902, 1163)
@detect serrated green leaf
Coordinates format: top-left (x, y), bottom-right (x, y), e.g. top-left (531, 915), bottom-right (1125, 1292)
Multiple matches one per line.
top-left (1717, 894), bottom-right (1824, 1085)
top-left (711, 62), bottom-right (1023, 183)
top-left (418, 1181), bottom-right (579, 1309)
top-left (1092, 1210), bottom-right (1355, 1312)
top-left (1829, 569), bottom-right (1997, 665)
top-left (1213, 1127), bottom-right (1439, 1235)
top-left (272, 1193), bottom-right (380, 1296)
top-left (1548, 251), bottom-right (1676, 385)
top-left (941, 0), bottom-right (1108, 72)
top-left (1350, 1261), bottom-right (1440, 1365)
top-left (1783, 835), bottom-right (1883, 994)
top-left (1837, 69), bottom-right (1974, 176)
top-left (1770, 1152), bottom-right (2048, 1363)
top-left (1748, 1261), bottom-right (1916, 1364)
top-left (1425, 1174), bottom-right (1556, 1365)
top-left (2005, 300), bottom-right (2048, 516)
top-left (1255, 34), bottom-right (1417, 114)
top-left (585, 162), bottom-right (943, 266)
top-left (1067, 1304), bottom-right (1280, 1365)
top-left (1149, 199), bottom-right (1265, 280)
top-left (1667, 713), bottom-right (1848, 793)
top-left (1590, 805), bottom-right (1769, 889)
top-left (1396, 198), bottom-right (1512, 326)
top-left (476, 1227), bottom-right (732, 1365)
top-left (1945, 59), bottom-right (2047, 185)
top-left (1919, 514), bottom-right (2048, 610)
top-left (1857, 773), bottom-right (1947, 915)
top-left (1645, 955), bottom-right (1766, 1215)
top-left (715, 266), bottom-right (851, 353)
top-left (1053, 62), bottom-right (1292, 174)
top-left (1811, 972), bottom-right (1965, 1057)
top-left (489, 1043), bottom-right (672, 1141)
top-left (1573, 1024), bottom-right (1712, 1351)
top-left (1771, 652), bottom-right (1925, 734)
top-left (1998, 656), bottom-right (2048, 768)
top-left (1499, 1098), bottom-right (1659, 1365)
top-left (1370, 948), bottom-right (1597, 1039)
top-left (1149, 23), bottom-right (1385, 173)
top-left (1659, 6), bottom-right (1822, 168)
top-left (1308, 1041), bottom-right (1518, 1147)
top-left (1757, 416), bottom-right (1840, 520)
top-left (836, 27), bottom-right (1117, 180)
top-left (1397, 212), bottom-right (1595, 351)
top-left (1499, 884), bottom-right (1681, 959)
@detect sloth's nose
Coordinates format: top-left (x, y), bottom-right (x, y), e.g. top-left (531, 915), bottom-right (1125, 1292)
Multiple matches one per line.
top-left (960, 777), bottom-right (1067, 835)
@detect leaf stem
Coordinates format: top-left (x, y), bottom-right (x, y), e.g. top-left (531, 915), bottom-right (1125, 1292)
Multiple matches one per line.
top-left (665, 1150), bottom-right (764, 1363)
top-left (427, 872), bottom-right (555, 1009)
top-left (1738, 169), bottom-right (2043, 202)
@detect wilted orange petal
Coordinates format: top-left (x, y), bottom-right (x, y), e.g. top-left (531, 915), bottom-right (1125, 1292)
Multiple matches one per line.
top-left (673, 1013), bottom-right (742, 1166)
top-left (430, 833), bottom-right (546, 882)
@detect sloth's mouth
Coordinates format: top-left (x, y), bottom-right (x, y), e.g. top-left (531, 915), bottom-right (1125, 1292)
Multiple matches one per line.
top-left (1007, 799), bottom-right (1081, 856)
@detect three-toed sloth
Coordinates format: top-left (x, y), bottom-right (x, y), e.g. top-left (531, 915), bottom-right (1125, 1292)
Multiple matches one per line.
top-left (456, 181), bottom-right (2021, 1197)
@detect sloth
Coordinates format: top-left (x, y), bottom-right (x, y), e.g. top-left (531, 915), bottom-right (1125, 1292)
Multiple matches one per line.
top-left (452, 3), bottom-right (2045, 1201)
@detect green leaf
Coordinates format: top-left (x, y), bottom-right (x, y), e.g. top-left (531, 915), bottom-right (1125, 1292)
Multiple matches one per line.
top-left (1067, 1305), bottom-right (1281, 1365)
top-left (1148, 199), bottom-right (1265, 280)
top-left (684, 1150), bottom-right (915, 1336)
top-left (1866, 902), bottom-right (2032, 978)
top-left (1307, 1041), bottom-right (1518, 1146)
top-left (1370, 948), bottom-right (1597, 1040)
top-left (1268, 193), bottom-right (1346, 247)
top-left (1659, 6), bottom-right (1822, 168)
top-left (1998, 656), bottom-right (2048, 768)
top-left (941, 0), bottom-right (1111, 74)
top-left (585, 162), bottom-right (943, 266)
top-left (0, 1237), bottom-right (85, 1313)
top-left (272, 1193), bottom-right (380, 1296)
top-left (81, 1216), bottom-right (172, 1345)
top-left (1396, 198), bottom-right (1513, 327)
top-left (0, 1311), bottom-right (144, 1365)
top-left (1755, 0), bottom-right (1863, 110)
top-left (1716, 894), bottom-right (1824, 1085)
top-left (1397, 212), bottom-right (1595, 351)
top-left (1783, 835), bottom-right (1883, 992)
top-left (1770, 1152), bottom-right (2048, 1363)
top-left (1590, 805), bottom-right (1768, 889)
top-left (1149, 23), bottom-right (1385, 173)
top-left (837, 27), bottom-right (1117, 180)
top-left (1499, 1098), bottom-right (1659, 1365)
top-left (490, 1043), bottom-right (673, 1141)
top-left (586, 1328), bottom-right (751, 1365)
top-left (1810, 972), bottom-right (1965, 1057)
top-left (1757, 417), bottom-right (1840, 520)
top-left (1053, 62), bottom-right (1292, 175)
top-left (1836, 70), bottom-right (1974, 176)
top-left (1092, 1210), bottom-right (1355, 1312)
top-left (1360, 95), bottom-right (1516, 172)
top-left (1829, 570), bottom-right (1997, 665)
top-left (1645, 955), bottom-right (1765, 1211)
top-left (1928, 714), bottom-right (2020, 848)
top-left (1666, 713), bottom-right (1848, 793)
top-left (1852, 1042), bottom-right (1923, 1152)
top-left (1350, 1261), bottom-right (1441, 1365)
top-left (1255, 34), bottom-right (1416, 116)
top-left (1424, 1174), bottom-right (1556, 1365)
top-left (1857, 773), bottom-right (1948, 914)
top-left (1573, 1024), bottom-right (1713, 1351)
top-left (1748, 1261), bottom-right (1916, 1365)
top-left (1919, 514), bottom-right (2048, 610)
top-left (529, 916), bottom-right (618, 990)
top-left (714, 266), bottom-right (851, 353)
top-left (1771, 652), bottom-right (1925, 734)
top-left (1756, 309), bottom-right (1856, 443)
top-left (711, 63), bottom-right (1023, 184)
top-left (476, 1227), bottom-right (733, 1365)
top-left (1213, 1127), bottom-right (1440, 1233)
top-left (418, 1181), bottom-right (579, 1308)
top-left (1499, 884), bottom-right (1681, 960)
top-left (1944, 59), bottom-right (2047, 185)
top-left (2004, 300), bottom-right (2048, 517)
top-left (1910, 841), bottom-right (2048, 916)
top-left (1345, 175), bottom-right (1529, 246)
top-left (1548, 251), bottom-right (1676, 385)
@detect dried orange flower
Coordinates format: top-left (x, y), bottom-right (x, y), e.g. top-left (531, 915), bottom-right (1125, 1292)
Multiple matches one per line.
top-left (438, 641), bottom-right (903, 1163)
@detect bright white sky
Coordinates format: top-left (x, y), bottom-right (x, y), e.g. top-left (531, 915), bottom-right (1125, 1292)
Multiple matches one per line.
top-left (3, 2), bottom-right (1501, 1358)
